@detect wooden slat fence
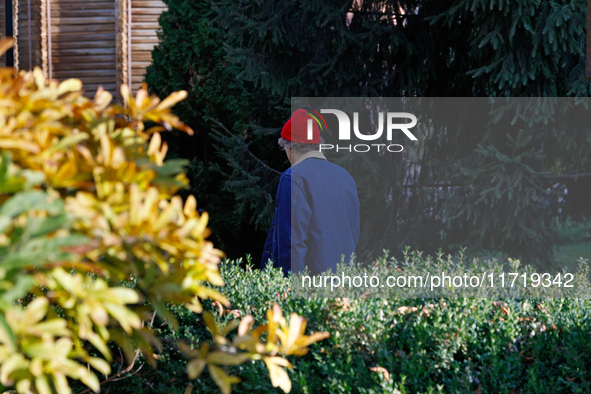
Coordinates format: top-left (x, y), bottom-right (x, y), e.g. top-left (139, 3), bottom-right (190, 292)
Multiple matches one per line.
top-left (17, 0), bottom-right (42, 70)
top-left (0, 0), bottom-right (5, 67)
top-left (48, 0), bottom-right (117, 97)
top-left (2, 0), bottom-right (167, 99)
top-left (129, 0), bottom-right (165, 93)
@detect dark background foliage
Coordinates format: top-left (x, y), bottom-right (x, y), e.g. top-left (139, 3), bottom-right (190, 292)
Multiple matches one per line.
top-left (146, 0), bottom-right (591, 266)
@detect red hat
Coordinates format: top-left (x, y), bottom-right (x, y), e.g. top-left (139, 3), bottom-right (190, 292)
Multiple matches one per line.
top-left (281, 108), bottom-right (327, 144)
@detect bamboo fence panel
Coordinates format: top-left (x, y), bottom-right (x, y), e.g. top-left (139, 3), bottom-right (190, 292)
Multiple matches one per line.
top-left (48, 0), bottom-right (117, 98)
top-left (129, 0), bottom-right (164, 93)
top-left (2, 0), bottom-right (166, 100)
top-left (0, 0), bottom-right (18, 68)
top-left (0, 0), bottom-right (5, 67)
top-left (16, 0), bottom-right (42, 71)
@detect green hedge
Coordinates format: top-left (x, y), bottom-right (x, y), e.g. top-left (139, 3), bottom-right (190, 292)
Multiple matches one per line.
top-left (101, 257), bottom-right (591, 394)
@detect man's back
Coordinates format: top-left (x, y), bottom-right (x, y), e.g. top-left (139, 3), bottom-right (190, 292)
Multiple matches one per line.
top-left (289, 157), bottom-right (360, 275)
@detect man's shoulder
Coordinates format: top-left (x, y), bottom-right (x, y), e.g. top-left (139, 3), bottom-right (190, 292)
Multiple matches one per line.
top-left (295, 158), bottom-right (352, 178)
top-left (280, 167), bottom-right (292, 180)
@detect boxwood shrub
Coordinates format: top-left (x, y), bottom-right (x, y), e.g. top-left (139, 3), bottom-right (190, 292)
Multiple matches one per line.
top-left (101, 256), bottom-right (591, 394)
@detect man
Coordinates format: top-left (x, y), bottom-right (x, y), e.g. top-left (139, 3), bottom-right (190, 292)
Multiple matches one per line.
top-left (261, 108), bottom-right (360, 276)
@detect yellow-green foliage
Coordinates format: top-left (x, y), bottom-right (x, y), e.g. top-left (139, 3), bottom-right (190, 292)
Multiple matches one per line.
top-left (0, 38), bottom-right (328, 394)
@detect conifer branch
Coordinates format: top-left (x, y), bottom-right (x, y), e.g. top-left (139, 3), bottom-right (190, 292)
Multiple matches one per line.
top-left (212, 120), bottom-right (282, 175)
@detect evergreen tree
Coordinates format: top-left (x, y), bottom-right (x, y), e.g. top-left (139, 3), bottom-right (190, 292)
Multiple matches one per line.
top-left (210, 0), bottom-right (591, 265)
top-left (148, 0), bottom-right (591, 265)
top-left (146, 0), bottom-right (286, 261)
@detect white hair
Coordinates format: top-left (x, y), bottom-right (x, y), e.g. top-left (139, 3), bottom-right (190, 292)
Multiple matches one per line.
top-left (278, 137), bottom-right (324, 153)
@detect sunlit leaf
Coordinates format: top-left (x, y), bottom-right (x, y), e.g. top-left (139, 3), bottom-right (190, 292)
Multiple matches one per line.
top-left (0, 37), bottom-right (15, 56)
top-left (208, 365), bottom-right (240, 394)
top-left (264, 357), bottom-right (292, 393)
